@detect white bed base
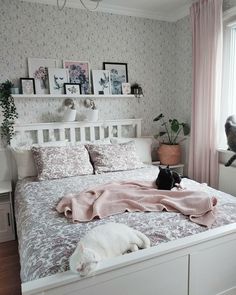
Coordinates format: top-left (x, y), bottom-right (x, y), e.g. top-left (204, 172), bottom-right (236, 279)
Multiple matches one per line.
top-left (11, 119), bottom-right (236, 295)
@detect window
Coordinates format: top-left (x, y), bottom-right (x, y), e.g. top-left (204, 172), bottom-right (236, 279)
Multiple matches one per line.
top-left (219, 18), bottom-right (236, 149)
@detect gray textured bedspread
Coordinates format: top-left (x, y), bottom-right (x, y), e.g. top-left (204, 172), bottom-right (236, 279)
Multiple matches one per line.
top-left (14, 166), bottom-right (236, 282)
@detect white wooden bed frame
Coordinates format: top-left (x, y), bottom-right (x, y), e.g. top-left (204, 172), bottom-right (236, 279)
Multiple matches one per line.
top-left (11, 119), bottom-right (236, 295)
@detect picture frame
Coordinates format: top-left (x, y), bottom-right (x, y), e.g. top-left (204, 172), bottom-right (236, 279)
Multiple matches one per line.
top-left (28, 58), bottom-right (58, 94)
top-left (64, 83), bottom-right (81, 95)
top-left (20, 78), bottom-right (36, 95)
top-left (63, 60), bottom-right (90, 94)
top-left (122, 83), bottom-right (131, 95)
top-left (92, 70), bottom-right (111, 95)
top-left (48, 68), bottom-right (69, 94)
top-left (103, 62), bottom-right (128, 95)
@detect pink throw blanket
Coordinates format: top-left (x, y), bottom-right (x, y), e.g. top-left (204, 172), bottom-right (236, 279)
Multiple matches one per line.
top-left (56, 181), bottom-right (217, 228)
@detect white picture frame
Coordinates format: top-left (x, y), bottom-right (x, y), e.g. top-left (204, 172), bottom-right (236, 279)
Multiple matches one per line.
top-left (28, 58), bottom-right (58, 94)
top-left (92, 70), bottom-right (111, 95)
top-left (48, 68), bottom-right (69, 94)
top-left (63, 60), bottom-right (90, 94)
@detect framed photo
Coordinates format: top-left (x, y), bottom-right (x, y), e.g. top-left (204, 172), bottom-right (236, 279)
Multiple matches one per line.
top-left (122, 83), bottom-right (131, 95)
top-left (64, 83), bottom-right (81, 95)
top-left (92, 70), bottom-right (111, 95)
top-left (20, 78), bottom-right (35, 95)
top-left (48, 68), bottom-right (69, 94)
top-left (64, 60), bottom-right (90, 94)
top-left (28, 58), bottom-right (58, 94)
top-left (103, 62), bottom-right (128, 94)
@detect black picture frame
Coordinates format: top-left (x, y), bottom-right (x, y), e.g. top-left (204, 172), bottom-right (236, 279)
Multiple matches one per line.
top-left (103, 62), bottom-right (128, 94)
top-left (20, 78), bottom-right (36, 95)
top-left (64, 83), bottom-right (81, 95)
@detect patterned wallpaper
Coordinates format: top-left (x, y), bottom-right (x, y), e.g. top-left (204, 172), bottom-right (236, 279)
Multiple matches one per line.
top-left (0, 0), bottom-right (192, 148)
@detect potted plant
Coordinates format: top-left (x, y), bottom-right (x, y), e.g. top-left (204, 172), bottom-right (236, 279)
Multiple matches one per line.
top-left (153, 113), bottom-right (190, 165)
top-left (63, 98), bottom-right (76, 122)
top-left (84, 98), bottom-right (98, 121)
top-left (0, 80), bottom-right (18, 145)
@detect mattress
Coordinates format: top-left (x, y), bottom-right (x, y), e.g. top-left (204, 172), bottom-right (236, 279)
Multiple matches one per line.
top-left (14, 166), bottom-right (236, 282)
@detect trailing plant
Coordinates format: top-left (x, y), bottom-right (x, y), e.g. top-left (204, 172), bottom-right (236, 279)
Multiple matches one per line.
top-left (153, 113), bottom-right (190, 145)
top-left (0, 80), bottom-right (18, 145)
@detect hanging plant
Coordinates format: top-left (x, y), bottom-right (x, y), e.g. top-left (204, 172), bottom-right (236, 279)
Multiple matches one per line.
top-left (0, 80), bottom-right (18, 145)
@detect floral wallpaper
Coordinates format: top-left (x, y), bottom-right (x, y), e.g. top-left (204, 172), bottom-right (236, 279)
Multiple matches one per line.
top-left (0, 0), bottom-right (193, 149)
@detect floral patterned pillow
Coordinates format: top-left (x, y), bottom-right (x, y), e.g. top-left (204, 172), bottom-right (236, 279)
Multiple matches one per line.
top-left (32, 145), bottom-right (93, 180)
top-left (86, 141), bottom-right (145, 173)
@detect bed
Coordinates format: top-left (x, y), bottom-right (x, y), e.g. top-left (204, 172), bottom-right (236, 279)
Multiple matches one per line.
top-left (12, 119), bottom-right (236, 295)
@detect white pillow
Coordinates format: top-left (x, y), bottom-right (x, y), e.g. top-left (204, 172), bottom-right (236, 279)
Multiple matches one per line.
top-left (110, 137), bottom-right (153, 164)
top-left (11, 141), bottom-right (69, 180)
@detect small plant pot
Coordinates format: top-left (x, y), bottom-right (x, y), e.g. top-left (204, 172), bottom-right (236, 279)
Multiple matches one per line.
top-left (157, 144), bottom-right (181, 165)
top-left (84, 109), bottom-right (99, 122)
top-left (63, 109), bottom-right (76, 122)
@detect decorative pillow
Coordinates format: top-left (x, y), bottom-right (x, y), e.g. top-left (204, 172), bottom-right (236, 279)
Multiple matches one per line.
top-left (110, 137), bottom-right (153, 164)
top-left (11, 141), bottom-right (69, 180)
top-left (32, 145), bottom-right (93, 180)
top-left (86, 141), bottom-right (145, 173)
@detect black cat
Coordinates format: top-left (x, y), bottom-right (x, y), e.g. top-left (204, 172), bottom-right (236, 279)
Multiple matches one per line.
top-left (156, 166), bottom-right (182, 190)
top-left (225, 115), bottom-right (236, 167)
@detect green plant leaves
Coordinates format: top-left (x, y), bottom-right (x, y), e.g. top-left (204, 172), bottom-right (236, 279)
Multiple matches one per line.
top-left (170, 119), bottom-right (180, 133)
top-left (0, 80), bottom-right (18, 145)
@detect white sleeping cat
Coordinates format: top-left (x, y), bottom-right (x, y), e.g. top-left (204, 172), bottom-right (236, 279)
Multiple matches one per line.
top-left (69, 222), bottom-right (150, 276)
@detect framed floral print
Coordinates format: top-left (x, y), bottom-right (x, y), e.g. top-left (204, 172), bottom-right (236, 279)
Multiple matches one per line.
top-left (103, 62), bottom-right (128, 95)
top-left (92, 70), bottom-right (111, 95)
top-left (64, 60), bottom-right (90, 94)
top-left (28, 58), bottom-right (58, 94)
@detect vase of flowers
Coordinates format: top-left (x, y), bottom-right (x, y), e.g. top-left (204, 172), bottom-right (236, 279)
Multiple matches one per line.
top-left (63, 98), bottom-right (76, 122)
top-left (33, 66), bottom-right (48, 94)
top-left (153, 113), bottom-right (190, 165)
top-left (84, 99), bottom-right (98, 121)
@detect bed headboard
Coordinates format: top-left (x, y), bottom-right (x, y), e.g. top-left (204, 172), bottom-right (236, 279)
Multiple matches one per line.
top-left (12, 118), bottom-right (142, 146)
top-left (0, 119), bottom-right (142, 181)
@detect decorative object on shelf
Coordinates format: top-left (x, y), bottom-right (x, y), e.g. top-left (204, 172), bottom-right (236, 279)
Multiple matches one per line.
top-left (10, 87), bottom-right (19, 94)
top-left (20, 78), bottom-right (35, 95)
top-left (64, 83), bottom-right (81, 95)
top-left (84, 98), bottom-right (98, 121)
top-left (48, 68), bottom-right (69, 95)
top-left (57, 0), bottom-right (102, 11)
top-left (64, 60), bottom-right (90, 95)
top-left (92, 70), bottom-right (111, 95)
top-left (28, 58), bottom-right (58, 94)
top-left (153, 113), bottom-right (190, 165)
top-left (63, 98), bottom-right (76, 122)
top-left (122, 83), bottom-right (131, 95)
top-left (0, 80), bottom-right (18, 145)
top-left (103, 62), bottom-right (128, 95)
top-left (131, 83), bottom-right (143, 98)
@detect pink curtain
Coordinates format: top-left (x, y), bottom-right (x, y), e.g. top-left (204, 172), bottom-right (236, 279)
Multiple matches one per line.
top-left (188, 0), bottom-right (223, 188)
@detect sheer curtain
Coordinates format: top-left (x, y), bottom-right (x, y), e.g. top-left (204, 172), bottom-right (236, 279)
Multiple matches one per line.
top-left (188, 0), bottom-right (223, 188)
top-left (219, 21), bottom-right (236, 149)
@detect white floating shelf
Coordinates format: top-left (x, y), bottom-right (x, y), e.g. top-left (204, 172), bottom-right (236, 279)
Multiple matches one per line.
top-left (12, 94), bottom-right (135, 99)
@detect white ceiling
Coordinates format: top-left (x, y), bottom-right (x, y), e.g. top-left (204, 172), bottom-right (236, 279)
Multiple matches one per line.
top-left (21, 0), bottom-right (192, 21)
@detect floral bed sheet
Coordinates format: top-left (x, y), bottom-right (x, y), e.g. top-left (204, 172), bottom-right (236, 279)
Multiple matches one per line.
top-left (14, 166), bottom-right (236, 282)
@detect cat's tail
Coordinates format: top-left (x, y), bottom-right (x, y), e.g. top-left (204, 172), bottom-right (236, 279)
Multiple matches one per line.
top-left (225, 154), bottom-right (236, 167)
top-left (134, 230), bottom-right (151, 249)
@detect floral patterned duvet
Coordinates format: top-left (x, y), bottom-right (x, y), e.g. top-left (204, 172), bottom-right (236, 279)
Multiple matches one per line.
top-left (14, 166), bottom-right (236, 282)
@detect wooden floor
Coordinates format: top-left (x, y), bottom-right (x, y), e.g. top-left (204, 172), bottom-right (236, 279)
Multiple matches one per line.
top-left (0, 240), bottom-right (21, 295)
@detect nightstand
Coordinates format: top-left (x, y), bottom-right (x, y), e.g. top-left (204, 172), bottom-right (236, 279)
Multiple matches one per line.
top-left (152, 161), bottom-right (184, 175)
top-left (0, 181), bottom-right (15, 243)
